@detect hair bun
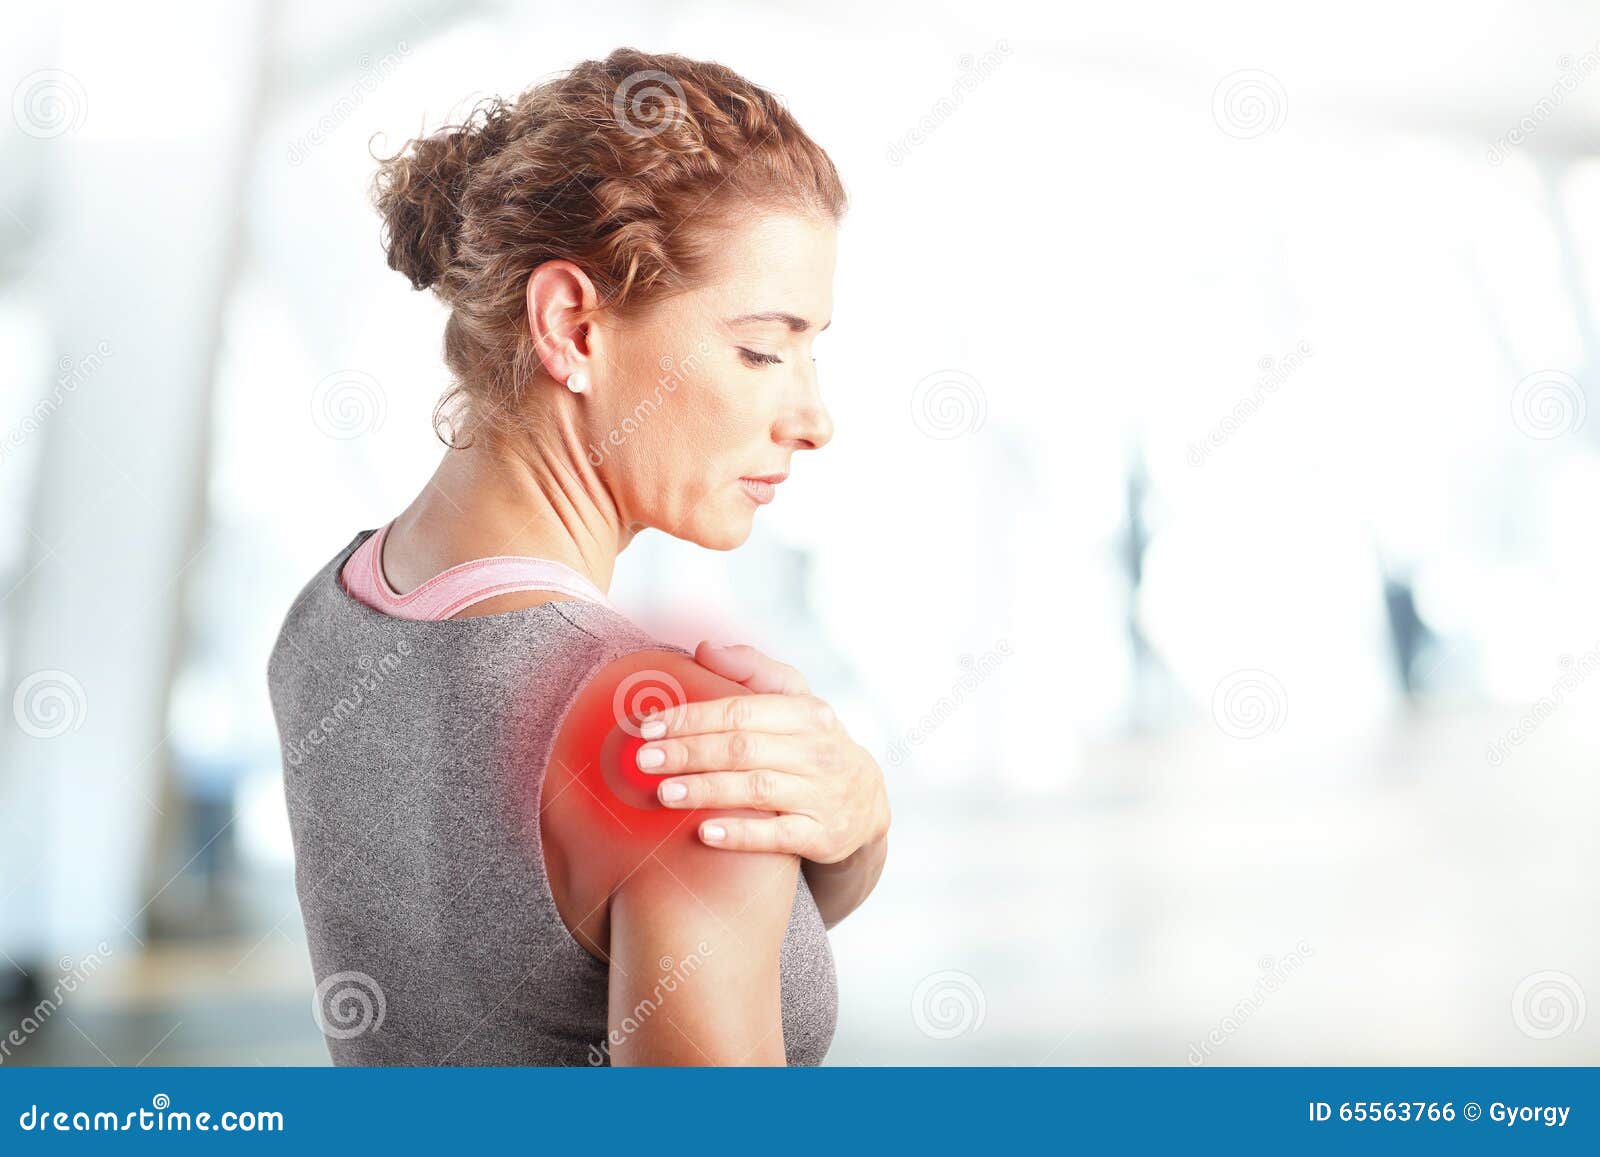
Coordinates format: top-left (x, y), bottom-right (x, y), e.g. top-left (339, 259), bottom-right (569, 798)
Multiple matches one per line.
top-left (372, 98), bottom-right (518, 292)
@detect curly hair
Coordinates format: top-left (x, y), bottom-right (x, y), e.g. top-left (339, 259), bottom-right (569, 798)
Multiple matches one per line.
top-left (371, 47), bottom-right (849, 446)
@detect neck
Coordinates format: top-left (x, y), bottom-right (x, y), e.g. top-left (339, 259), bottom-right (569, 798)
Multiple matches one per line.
top-left (393, 402), bottom-right (630, 594)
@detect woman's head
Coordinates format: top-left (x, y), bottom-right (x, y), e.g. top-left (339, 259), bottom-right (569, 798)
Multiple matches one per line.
top-left (373, 48), bottom-right (846, 549)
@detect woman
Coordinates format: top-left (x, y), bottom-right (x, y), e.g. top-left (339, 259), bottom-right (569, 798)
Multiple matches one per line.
top-left (266, 48), bottom-right (890, 1066)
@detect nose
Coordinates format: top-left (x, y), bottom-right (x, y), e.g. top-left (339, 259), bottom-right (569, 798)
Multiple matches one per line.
top-left (779, 365), bottom-right (834, 451)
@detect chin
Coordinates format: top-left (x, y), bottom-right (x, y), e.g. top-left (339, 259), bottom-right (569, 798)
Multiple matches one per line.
top-left (657, 485), bottom-right (758, 550)
top-left (678, 502), bottom-right (756, 551)
top-left (688, 518), bottom-right (755, 551)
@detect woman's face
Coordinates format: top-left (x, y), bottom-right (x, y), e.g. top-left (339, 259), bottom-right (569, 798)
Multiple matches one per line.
top-left (587, 212), bottom-right (837, 549)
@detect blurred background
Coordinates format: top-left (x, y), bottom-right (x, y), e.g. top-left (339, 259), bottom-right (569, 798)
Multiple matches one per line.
top-left (2, 0), bottom-right (1598, 1066)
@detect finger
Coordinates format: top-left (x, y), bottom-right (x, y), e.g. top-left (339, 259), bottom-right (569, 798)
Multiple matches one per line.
top-left (656, 769), bottom-right (809, 812)
top-left (694, 641), bottom-right (810, 695)
top-left (699, 813), bottom-right (819, 855)
top-left (634, 730), bottom-right (819, 776)
top-left (641, 693), bottom-right (834, 740)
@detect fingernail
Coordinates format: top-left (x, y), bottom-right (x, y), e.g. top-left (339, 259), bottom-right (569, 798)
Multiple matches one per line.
top-left (635, 746), bottom-right (665, 770)
top-left (702, 822), bottom-right (726, 842)
top-left (659, 781), bottom-right (687, 802)
top-left (639, 719), bottom-right (666, 739)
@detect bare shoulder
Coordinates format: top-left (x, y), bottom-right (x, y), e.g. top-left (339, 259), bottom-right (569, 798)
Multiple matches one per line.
top-left (544, 646), bottom-right (799, 1063)
top-left (541, 648), bottom-right (799, 969)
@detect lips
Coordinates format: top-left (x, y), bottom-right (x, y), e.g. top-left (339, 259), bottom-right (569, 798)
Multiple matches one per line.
top-left (739, 474), bottom-right (785, 504)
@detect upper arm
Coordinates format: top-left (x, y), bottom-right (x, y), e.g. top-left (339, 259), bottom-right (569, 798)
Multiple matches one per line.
top-left (544, 648), bottom-right (797, 1065)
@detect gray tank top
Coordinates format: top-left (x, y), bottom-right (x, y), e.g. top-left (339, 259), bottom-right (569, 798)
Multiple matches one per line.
top-left (266, 530), bottom-right (838, 1065)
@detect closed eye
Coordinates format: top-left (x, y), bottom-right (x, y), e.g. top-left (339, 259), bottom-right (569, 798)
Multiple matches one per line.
top-left (738, 348), bottom-right (783, 367)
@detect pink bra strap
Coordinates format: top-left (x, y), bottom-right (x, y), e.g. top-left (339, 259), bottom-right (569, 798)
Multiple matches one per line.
top-left (342, 523), bottom-right (615, 620)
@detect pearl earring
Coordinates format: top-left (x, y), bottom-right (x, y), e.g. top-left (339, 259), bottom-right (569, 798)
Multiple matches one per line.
top-left (566, 369), bottom-right (590, 394)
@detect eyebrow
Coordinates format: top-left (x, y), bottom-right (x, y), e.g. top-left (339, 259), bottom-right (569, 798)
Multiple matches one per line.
top-left (725, 311), bottom-right (831, 333)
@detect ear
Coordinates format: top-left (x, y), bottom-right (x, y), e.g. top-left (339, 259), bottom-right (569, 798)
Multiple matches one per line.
top-left (524, 259), bottom-right (598, 384)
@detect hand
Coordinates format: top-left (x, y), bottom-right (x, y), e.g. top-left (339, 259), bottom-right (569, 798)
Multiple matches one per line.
top-left (632, 642), bottom-right (891, 864)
